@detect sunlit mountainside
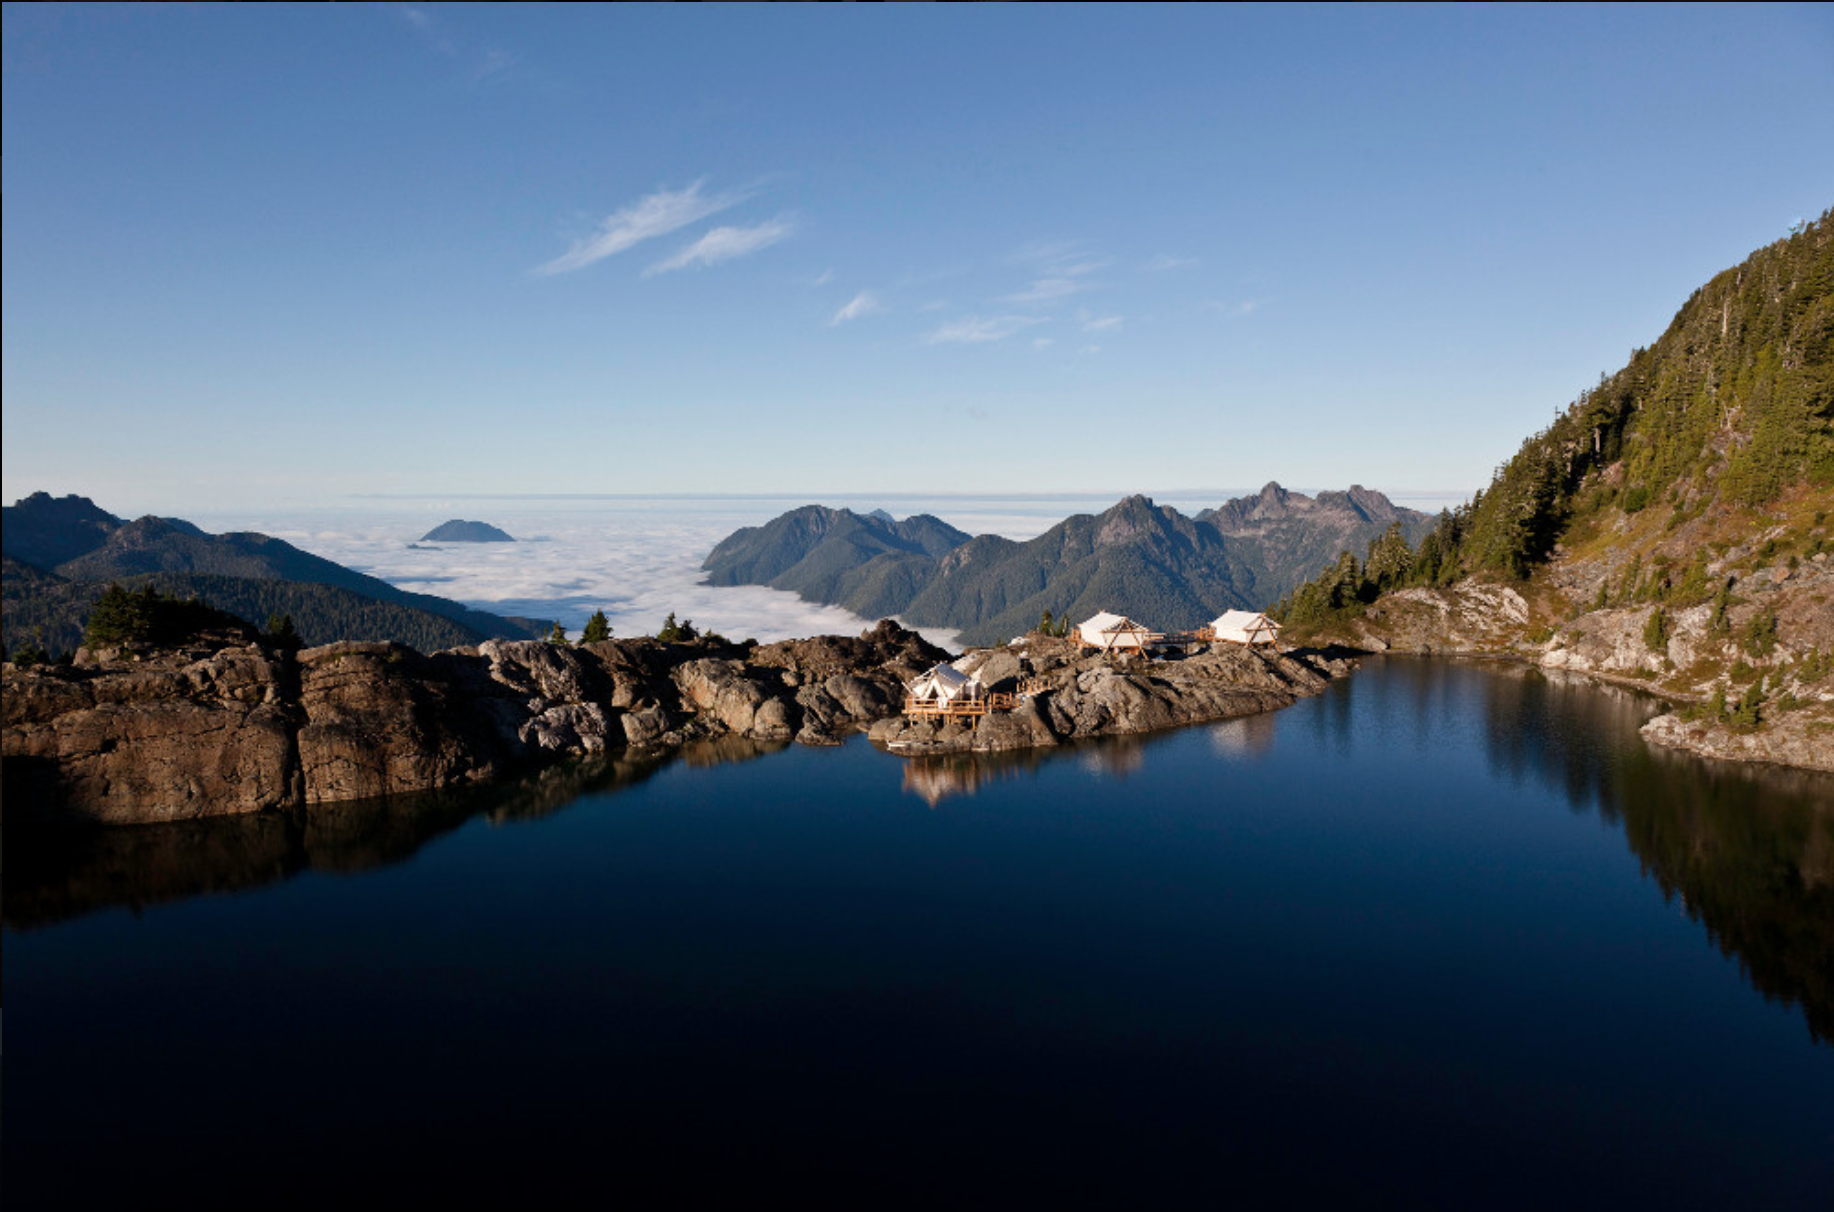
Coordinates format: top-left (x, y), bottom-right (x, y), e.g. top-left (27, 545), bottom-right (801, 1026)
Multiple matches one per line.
top-left (704, 486), bottom-right (1431, 647)
top-left (1277, 210), bottom-right (1834, 767)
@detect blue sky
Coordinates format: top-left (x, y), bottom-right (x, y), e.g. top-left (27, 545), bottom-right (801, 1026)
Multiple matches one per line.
top-left (5, 4), bottom-right (1832, 516)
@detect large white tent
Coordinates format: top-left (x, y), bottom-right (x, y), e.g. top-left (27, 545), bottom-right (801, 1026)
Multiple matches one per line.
top-left (906, 662), bottom-right (982, 705)
top-left (1076, 611), bottom-right (1161, 652)
top-left (1210, 609), bottom-right (1282, 647)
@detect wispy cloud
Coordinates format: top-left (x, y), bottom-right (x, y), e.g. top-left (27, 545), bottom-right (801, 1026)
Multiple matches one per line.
top-left (830, 291), bottom-right (881, 326)
top-left (402, 6), bottom-right (456, 55)
top-left (645, 214), bottom-right (795, 275)
top-left (403, 6), bottom-right (517, 83)
top-left (1000, 240), bottom-right (1108, 307)
top-left (1002, 277), bottom-right (1085, 305)
top-left (535, 181), bottom-right (748, 276)
top-left (1143, 254), bottom-right (1196, 272)
top-left (1082, 314), bottom-right (1124, 332)
top-left (1014, 240), bottom-right (1104, 275)
top-left (1032, 337), bottom-right (1055, 350)
top-left (926, 315), bottom-right (1046, 345)
top-left (474, 47), bottom-right (515, 82)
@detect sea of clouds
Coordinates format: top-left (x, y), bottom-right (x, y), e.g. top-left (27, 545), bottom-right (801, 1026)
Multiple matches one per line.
top-left (183, 490), bottom-right (1466, 649)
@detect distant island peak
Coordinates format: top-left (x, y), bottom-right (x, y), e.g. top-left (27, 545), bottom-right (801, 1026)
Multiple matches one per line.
top-left (419, 519), bottom-right (515, 543)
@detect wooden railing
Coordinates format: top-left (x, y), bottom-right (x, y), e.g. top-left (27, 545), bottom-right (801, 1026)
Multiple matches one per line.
top-left (903, 692), bottom-right (1016, 719)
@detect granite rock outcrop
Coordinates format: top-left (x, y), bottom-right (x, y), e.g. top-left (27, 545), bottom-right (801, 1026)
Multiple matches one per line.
top-left (3, 622), bottom-right (952, 825)
top-left (868, 638), bottom-right (1344, 755)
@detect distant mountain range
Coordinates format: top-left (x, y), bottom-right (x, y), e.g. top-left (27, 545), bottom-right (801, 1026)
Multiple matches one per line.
top-left (2, 493), bottom-right (549, 656)
top-left (703, 484), bottom-right (1432, 646)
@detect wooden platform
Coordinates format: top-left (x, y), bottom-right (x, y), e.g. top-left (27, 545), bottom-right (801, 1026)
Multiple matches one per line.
top-left (903, 692), bottom-right (1016, 720)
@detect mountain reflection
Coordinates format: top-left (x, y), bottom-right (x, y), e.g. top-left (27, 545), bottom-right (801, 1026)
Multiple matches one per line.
top-left (1462, 660), bottom-right (1834, 1042)
top-left (8, 662), bottom-right (1830, 1044)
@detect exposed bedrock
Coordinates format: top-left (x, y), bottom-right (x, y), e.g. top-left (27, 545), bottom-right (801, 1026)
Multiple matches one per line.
top-left (2, 622), bottom-right (951, 823)
top-left (868, 640), bottom-right (1343, 755)
top-left (4, 621), bottom-right (1345, 823)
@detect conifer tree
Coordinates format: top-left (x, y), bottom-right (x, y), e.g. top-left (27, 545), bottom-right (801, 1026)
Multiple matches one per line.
top-left (266, 612), bottom-right (301, 650)
top-left (580, 610), bottom-right (612, 644)
top-left (1643, 606), bottom-right (1668, 653)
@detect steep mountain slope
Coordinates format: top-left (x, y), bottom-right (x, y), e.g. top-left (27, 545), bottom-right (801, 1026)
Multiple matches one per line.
top-left (703, 488), bottom-right (1430, 647)
top-left (1278, 210), bottom-right (1834, 770)
top-left (0, 493), bottom-right (124, 569)
top-left (2, 494), bottom-right (547, 655)
top-left (1199, 481), bottom-right (1430, 597)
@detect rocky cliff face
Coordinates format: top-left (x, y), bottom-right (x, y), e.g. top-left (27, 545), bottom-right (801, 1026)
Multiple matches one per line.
top-left (3, 620), bottom-right (952, 825)
top-left (4, 643), bottom-right (301, 825)
top-left (1312, 539), bottom-right (1834, 774)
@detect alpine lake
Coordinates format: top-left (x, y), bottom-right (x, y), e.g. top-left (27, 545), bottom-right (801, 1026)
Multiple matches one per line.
top-left (7, 656), bottom-right (1831, 1206)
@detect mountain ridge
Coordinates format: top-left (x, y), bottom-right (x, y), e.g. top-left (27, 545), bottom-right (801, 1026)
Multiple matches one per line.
top-left (703, 487), bottom-right (1431, 646)
top-left (2, 494), bottom-right (549, 655)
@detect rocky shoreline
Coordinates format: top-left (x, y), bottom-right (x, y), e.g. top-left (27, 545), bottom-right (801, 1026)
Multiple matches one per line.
top-left (1315, 578), bottom-right (1834, 775)
top-left (2, 621), bottom-right (947, 825)
top-left (869, 637), bottom-right (1347, 755)
top-left (2, 621), bottom-right (1350, 826)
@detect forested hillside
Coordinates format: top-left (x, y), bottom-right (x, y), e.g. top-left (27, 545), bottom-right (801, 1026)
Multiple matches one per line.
top-left (1279, 210), bottom-right (1832, 621)
top-left (2, 494), bottom-right (548, 657)
top-left (704, 489), bottom-right (1430, 647)
top-left (1275, 211), bottom-right (1834, 770)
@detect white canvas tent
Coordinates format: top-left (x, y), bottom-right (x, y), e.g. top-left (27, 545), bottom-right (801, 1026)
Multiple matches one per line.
top-left (906, 662), bottom-right (983, 705)
top-left (1076, 611), bottom-right (1161, 652)
top-left (1209, 609), bottom-right (1282, 648)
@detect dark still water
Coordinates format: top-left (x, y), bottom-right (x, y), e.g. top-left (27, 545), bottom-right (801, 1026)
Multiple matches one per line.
top-left (7, 658), bottom-right (1831, 1207)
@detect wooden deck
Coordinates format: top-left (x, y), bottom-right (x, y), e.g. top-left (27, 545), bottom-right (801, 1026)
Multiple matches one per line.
top-left (903, 692), bottom-right (1016, 719)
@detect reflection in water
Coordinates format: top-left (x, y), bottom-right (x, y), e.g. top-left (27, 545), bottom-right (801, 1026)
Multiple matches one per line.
top-left (1209, 712), bottom-right (1277, 758)
top-left (1445, 658), bottom-right (1834, 1043)
top-left (902, 747), bottom-right (1060, 807)
top-left (9, 661), bottom-right (1832, 1045)
top-left (905, 658), bottom-right (1834, 1042)
top-left (900, 733), bottom-right (1173, 807)
top-left (4, 740), bottom-right (785, 929)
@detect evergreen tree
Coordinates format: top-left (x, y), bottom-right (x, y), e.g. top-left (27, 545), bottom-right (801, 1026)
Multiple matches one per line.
top-left (1364, 522), bottom-right (1413, 593)
top-left (548, 620), bottom-right (567, 644)
top-left (1730, 678), bottom-right (1766, 728)
top-left (11, 636), bottom-right (49, 667)
top-left (1742, 612), bottom-right (1779, 657)
top-left (580, 609), bottom-right (612, 644)
top-left (266, 612), bottom-right (301, 650)
top-left (1643, 606), bottom-right (1669, 653)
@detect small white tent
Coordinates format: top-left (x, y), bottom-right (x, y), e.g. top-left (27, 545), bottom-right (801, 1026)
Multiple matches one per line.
top-left (906, 662), bottom-right (982, 705)
top-left (1210, 609), bottom-right (1282, 647)
top-left (1076, 611), bottom-right (1161, 652)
